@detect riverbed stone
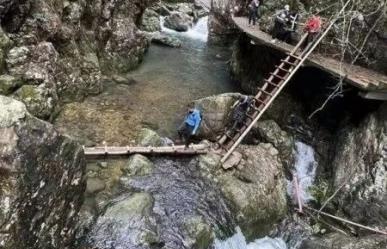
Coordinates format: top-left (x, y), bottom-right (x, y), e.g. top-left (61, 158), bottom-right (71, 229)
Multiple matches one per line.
top-left (136, 128), bottom-right (163, 146)
top-left (124, 154), bottom-right (154, 176)
top-left (87, 192), bottom-right (158, 248)
top-left (86, 178), bottom-right (106, 195)
top-left (194, 93), bottom-right (243, 140)
top-left (164, 12), bottom-right (194, 32)
top-left (0, 95), bottom-right (86, 248)
top-left (149, 32), bottom-right (182, 47)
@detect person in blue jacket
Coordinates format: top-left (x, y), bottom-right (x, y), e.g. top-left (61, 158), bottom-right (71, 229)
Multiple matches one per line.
top-left (178, 103), bottom-right (202, 148)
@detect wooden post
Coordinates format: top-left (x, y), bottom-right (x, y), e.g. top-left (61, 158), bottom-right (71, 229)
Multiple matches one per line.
top-left (293, 172), bottom-right (303, 213)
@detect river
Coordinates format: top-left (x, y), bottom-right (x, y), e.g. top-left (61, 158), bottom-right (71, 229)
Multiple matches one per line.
top-left (55, 17), bottom-right (237, 145)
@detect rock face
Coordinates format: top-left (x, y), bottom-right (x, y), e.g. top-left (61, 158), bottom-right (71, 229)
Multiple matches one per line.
top-left (332, 103), bottom-right (387, 227)
top-left (0, 95), bottom-right (86, 248)
top-left (194, 93), bottom-right (242, 140)
top-left (0, 0), bottom-right (156, 120)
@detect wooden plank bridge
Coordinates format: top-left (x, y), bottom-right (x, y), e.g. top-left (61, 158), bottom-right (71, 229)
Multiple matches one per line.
top-left (232, 16), bottom-right (387, 95)
top-left (83, 144), bottom-right (209, 158)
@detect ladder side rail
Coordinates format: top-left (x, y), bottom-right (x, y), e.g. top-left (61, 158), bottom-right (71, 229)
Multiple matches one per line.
top-left (220, 0), bottom-right (351, 163)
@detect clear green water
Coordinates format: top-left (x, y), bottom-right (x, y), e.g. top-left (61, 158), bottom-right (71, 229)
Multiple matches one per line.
top-left (55, 18), bottom-right (237, 145)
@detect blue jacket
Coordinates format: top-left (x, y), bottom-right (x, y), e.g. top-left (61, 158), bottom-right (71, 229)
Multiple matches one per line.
top-left (184, 109), bottom-right (202, 135)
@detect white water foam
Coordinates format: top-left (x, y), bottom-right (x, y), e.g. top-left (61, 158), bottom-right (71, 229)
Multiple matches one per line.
top-left (287, 141), bottom-right (318, 204)
top-left (160, 16), bottom-right (209, 42)
top-left (214, 227), bottom-right (287, 249)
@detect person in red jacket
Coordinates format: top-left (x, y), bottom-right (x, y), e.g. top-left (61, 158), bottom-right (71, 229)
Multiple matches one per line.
top-left (303, 15), bottom-right (322, 50)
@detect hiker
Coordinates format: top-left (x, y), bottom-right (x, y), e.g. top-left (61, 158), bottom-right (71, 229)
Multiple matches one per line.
top-left (248, 0), bottom-right (260, 26)
top-left (302, 15), bottom-right (322, 51)
top-left (177, 104), bottom-right (202, 148)
top-left (271, 4), bottom-right (292, 43)
top-left (229, 95), bottom-right (254, 132)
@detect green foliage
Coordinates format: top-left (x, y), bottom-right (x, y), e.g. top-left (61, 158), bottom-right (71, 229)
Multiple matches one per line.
top-left (309, 180), bottom-right (331, 205)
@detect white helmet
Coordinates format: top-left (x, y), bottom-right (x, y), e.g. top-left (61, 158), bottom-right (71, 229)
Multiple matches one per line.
top-left (284, 4), bottom-right (290, 11)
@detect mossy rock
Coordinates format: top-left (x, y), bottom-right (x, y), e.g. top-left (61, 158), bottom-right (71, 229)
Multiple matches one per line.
top-left (0, 75), bottom-right (23, 95)
top-left (183, 216), bottom-right (214, 249)
top-left (135, 128), bottom-right (163, 146)
top-left (124, 154), bottom-right (154, 176)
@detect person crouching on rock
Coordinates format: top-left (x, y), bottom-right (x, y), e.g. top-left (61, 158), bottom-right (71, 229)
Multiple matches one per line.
top-left (177, 103), bottom-right (202, 149)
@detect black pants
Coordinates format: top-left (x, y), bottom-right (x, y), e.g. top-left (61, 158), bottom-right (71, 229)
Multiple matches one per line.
top-left (178, 123), bottom-right (194, 147)
top-left (248, 8), bottom-right (257, 25)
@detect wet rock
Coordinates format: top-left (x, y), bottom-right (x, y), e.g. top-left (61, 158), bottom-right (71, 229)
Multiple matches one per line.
top-left (0, 95), bottom-right (86, 248)
top-left (164, 12), bottom-right (194, 32)
top-left (0, 74), bottom-right (23, 95)
top-left (149, 32), bottom-right (182, 47)
top-left (194, 93), bottom-right (243, 140)
top-left (254, 119), bottom-right (294, 169)
top-left (217, 144), bottom-right (287, 238)
top-left (183, 216), bottom-right (214, 249)
top-left (300, 233), bottom-right (387, 249)
top-left (141, 8), bottom-right (161, 32)
top-left (13, 84), bottom-right (56, 120)
top-left (200, 144), bottom-right (288, 240)
top-left (124, 154), bottom-right (154, 176)
top-left (86, 178), bottom-right (106, 195)
top-left (332, 103), bottom-right (387, 227)
top-left (136, 128), bottom-right (163, 146)
top-left (87, 192), bottom-right (158, 248)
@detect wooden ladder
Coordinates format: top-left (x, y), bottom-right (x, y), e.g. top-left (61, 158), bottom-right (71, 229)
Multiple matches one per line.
top-left (218, 0), bottom-right (352, 163)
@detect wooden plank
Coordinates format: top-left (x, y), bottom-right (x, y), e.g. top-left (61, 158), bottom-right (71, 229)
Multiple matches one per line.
top-left (84, 144), bottom-right (209, 157)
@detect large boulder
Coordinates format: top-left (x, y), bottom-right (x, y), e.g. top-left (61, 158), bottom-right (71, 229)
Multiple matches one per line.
top-left (331, 103), bottom-right (387, 228)
top-left (194, 93), bottom-right (242, 140)
top-left (0, 95), bottom-right (86, 248)
top-left (164, 12), bottom-right (194, 32)
top-left (86, 192), bottom-right (158, 248)
top-left (199, 143), bottom-right (287, 239)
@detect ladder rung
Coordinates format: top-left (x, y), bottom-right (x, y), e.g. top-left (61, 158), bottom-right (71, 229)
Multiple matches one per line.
top-left (287, 54), bottom-right (302, 61)
top-left (257, 87), bottom-right (274, 96)
top-left (270, 73), bottom-right (286, 81)
top-left (254, 97), bottom-right (267, 105)
top-left (281, 59), bottom-right (298, 67)
top-left (245, 113), bottom-right (255, 120)
top-left (275, 66), bottom-right (292, 74)
top-left (263, 79), bottom-right (280, 88)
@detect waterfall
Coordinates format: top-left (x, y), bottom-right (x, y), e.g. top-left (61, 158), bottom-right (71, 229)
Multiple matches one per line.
top-left (160, 16), bottom-right (209, 42)
top-left (287, 141), bottom-right (318, 204)
top-left (214, 227), bottom-right (287, 249)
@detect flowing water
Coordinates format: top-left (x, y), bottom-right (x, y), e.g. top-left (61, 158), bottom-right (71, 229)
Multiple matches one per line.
top-left (55, 17), bottom-right (237, 145)
top-left (287, 142), bottom-right (318, 205)
top-left (214, 227), bottom-right (287, 249)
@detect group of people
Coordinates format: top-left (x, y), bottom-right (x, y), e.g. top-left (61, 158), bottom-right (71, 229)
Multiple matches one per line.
top-left (271, 4), bottom-right (300, 43)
